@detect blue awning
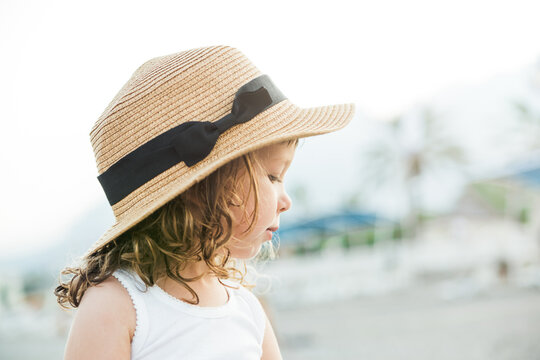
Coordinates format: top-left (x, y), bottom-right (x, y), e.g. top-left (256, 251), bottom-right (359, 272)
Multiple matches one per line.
top-left (515, 167), bottom-right (540, 187)
top-left (276, 210), bottom-right (383, 244)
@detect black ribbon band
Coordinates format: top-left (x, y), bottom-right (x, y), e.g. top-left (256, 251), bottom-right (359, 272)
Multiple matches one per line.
top-left (98, 74), bottom-right (287, 206)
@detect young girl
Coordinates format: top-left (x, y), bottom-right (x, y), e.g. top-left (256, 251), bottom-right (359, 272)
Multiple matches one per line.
top-left (55, 45), bottom-right (355, 359)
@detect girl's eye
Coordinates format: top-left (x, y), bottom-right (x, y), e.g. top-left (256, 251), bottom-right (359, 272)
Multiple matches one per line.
top-left (268, 175), bottom-right (282, 183)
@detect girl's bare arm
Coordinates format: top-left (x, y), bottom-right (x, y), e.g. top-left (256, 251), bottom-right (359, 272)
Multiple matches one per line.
top-left (261, 311), bottom-right (283, 360)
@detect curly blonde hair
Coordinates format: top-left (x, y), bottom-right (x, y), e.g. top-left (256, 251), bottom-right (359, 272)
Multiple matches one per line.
top-left (54, 139), bottom-right (298, 309)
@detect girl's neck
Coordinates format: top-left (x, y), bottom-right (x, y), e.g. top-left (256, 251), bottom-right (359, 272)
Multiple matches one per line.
top-left (155, 260), bottom-right (229, 307)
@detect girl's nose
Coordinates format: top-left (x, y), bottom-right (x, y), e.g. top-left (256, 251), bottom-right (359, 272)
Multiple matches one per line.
top-left (278, 189), bottom-right (292, 213)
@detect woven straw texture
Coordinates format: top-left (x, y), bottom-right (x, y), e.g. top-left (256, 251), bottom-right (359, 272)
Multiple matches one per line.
top-left (85, 45), bottom-right (355, 257)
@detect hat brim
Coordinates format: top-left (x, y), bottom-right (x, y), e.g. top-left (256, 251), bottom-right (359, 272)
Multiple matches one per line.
top-left (82, 100), bottom-right (355, 258)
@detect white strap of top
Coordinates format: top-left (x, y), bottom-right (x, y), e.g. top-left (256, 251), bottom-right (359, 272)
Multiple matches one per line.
top-left (112, 269), bottom-right (150, 355)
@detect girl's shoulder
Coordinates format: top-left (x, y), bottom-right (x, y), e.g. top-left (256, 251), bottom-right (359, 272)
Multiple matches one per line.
top-left (222, 279), bottom-right (268, 346)
top-left (223, 279), bottom-right (266, 317)
top-left (63, 275), bottom-right (136, 359)
top-left (84, 275), bottom-right (137, 339)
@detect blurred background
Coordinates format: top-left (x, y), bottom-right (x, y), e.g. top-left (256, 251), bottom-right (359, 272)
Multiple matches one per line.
top-left (1, 0), bottom-right (540, 359)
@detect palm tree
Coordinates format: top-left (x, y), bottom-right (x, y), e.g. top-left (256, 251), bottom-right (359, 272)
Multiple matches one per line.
top-left (357, 106), bottom-right (468, 240)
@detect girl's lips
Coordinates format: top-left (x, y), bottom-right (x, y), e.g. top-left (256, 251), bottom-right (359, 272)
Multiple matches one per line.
top-left (266, 226), bottom-right (278, 240)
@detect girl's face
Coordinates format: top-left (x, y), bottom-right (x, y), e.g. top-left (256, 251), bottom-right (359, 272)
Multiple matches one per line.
top-left (227, 142), bottom-right (296, 259)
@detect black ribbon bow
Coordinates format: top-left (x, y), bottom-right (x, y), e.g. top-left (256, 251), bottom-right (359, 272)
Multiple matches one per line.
top-left (173, 86), bottom-right (273, 166)
top-left (98, 74), bottom-right (286, 206)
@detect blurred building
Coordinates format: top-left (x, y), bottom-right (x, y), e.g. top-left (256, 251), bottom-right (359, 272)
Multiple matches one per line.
top-left (276, 210), bottom-right (387, 255)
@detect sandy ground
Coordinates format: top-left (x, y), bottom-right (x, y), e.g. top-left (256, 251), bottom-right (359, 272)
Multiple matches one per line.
top-left (272, 284), bottom-right (540, 360)
top-left (1, 284), bottom-right (539, 359)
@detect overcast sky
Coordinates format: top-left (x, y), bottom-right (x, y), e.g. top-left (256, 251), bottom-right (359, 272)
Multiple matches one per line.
top-left (1, 0), bottom-right (539, 258)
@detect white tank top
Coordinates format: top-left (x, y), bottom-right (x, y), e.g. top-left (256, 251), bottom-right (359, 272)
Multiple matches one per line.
top-left (112, 268), bottom-right (266, 360)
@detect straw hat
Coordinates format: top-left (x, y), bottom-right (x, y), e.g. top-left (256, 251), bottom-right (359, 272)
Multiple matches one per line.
top-left (85, 45), bottom-right (355, 258)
